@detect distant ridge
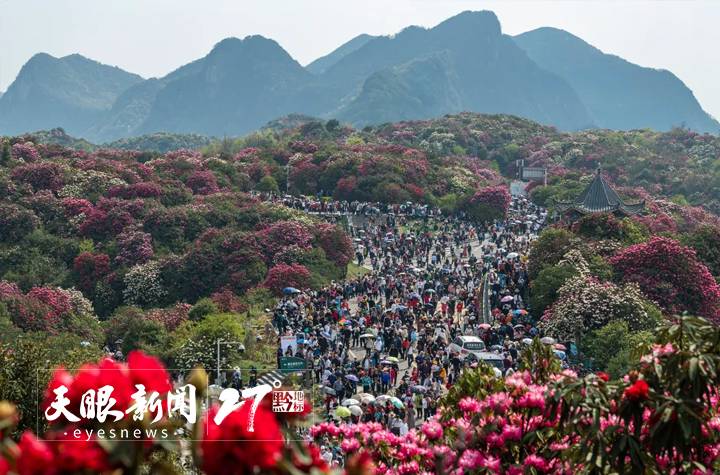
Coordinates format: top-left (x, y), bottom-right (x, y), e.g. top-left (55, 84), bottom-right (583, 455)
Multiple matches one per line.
top-left (513, 27), bottom-right (719, 133)
top-left (306, 34), bottom-right (377, 75)
top-left (1, 11), bottom-right (717, 139)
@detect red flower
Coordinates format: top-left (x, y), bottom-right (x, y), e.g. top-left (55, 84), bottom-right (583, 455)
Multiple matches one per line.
top-left (46, 430), bottom-right (114, 473)
top-left (625, 379), bottom-right (650, 401)
top-left (15, 432), bottom-right (54, 475)
top-left (201, 403), bottom-right (283, 475)
top-left (127, 351), bottom-right (173, 395)
top-left (597, 373), bottom-right (610, 382)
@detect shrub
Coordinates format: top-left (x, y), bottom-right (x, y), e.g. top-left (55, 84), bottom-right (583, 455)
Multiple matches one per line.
top-left (210, 290), bottom-right (248, 314)
top-left (681, 225), bottom-right (720, 277)
top-left (264, 263), bottom-right (311, 296)
top-left (115, 229), bottom-right (154, 265)
top-left (123, 261), bottom-right (166, 308)
top-left (186, 170), bottom-right (220, 195)
top-left (467, 185), bottom-right (511, 220)
top-left (11, 162), bottom-right (66, 191)
top-left (539, 275), bottom-right (656, 342)
top-left (11, 143), bottom-right (39, 162)
top-left (188, 298), bottom-right (218, 321)
top-left (255, 174), bottom-right (279, 193)
top-left (72, 253), bottom-right (111, 293)
top-left (609, 236), bottom-right (720, 321)
top-left (0, 204), bottom-right (39, 243)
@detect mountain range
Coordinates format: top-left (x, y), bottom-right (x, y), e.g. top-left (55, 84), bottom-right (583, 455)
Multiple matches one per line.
top-left (1, 10), bottom-right (717, 142)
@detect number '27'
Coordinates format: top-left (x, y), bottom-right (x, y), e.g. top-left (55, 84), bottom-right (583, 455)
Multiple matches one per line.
top-left (213, 384), bottom-right (272, 431)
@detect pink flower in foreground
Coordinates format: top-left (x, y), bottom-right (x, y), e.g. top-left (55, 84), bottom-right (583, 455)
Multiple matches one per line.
top-left (421, 420), bottom-right (443, 440)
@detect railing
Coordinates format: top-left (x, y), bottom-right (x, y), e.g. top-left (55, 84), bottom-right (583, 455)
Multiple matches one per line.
top-left (482, 272), bottom-right (491, 325)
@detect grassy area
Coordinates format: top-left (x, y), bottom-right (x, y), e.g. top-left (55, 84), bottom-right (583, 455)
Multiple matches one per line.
top-left (346, 262), bottom-right (371, 279)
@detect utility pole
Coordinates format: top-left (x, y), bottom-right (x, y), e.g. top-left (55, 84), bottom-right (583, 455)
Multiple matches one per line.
top-left (286, 162), bottom-right (290, 194)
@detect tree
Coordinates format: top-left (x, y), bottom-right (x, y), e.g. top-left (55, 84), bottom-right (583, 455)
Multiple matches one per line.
top-left (529, 264), bottom-right (578, 319)
top-left (255, 175), bottom-right (279, 193)
top-left (582, 320), bottom-right (654, 380)
top-left (325, 118), bottom-right (340, 132)
top-left (681, 225), bottom-right (720, 277)
top-left (1, 141), bottom-right (10, 164)
top-left (527, 228), bottom-right (575, 279)
top-left (122, 318), bottom-right (167, 354)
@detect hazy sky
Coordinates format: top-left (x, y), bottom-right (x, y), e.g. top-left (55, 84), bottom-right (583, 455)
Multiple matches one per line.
top-left (1, 0), bottom-right (718, 119)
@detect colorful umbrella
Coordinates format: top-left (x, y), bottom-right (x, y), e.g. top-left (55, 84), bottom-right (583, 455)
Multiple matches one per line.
top-left (390, 397), bottom-right (404, 408)
top-left (335, 407), bottom-right (351, 418)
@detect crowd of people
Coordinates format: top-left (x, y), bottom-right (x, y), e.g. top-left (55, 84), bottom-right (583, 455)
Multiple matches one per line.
top-left (242, 191), bottom-right (563, 466)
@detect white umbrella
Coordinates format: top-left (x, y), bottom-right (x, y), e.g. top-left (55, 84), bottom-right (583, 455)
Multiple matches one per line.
top-left (349, 405), bottom-right (363, 416)
top-left (342, 399), bottom-right (360, 406)
top-left (359, 334), bottom-right (374, 339)
top-left (506, 252), bottom-right (519, 259)
top-left (361, 395), bottom-right (376, 404)
top-left (376, 395), bottom-right (391, 402)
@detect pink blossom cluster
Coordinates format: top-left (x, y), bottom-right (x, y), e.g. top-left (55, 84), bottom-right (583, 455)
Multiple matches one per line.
top-left (11, 143), bottom-right (40, 162)
top-left (609, 236), bottom-right (720, 322)
top-left (263, 263), bottom-right (311, 296)
top-left (470, 186), bottom-right (511, 216)
top-left (116, 229), bottom-right (154, 265)
top-left (145, 303), bottom-right (192, 331)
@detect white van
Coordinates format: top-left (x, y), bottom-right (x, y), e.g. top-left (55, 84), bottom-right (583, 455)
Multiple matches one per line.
top-left (448, 335), bottom-right (486, 360)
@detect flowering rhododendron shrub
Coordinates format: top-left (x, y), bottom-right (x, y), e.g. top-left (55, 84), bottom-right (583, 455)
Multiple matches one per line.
top-left (314, 222), bottom-right (353, 268)
top-left (11, 143), bottom-right (40, 162)
top-left (0, 204), bottom-right (39, 243)
top-left (609, 236), bottom-right (720, 322)
top-left (264, 263), bottom-right (311, 295)
top-left (0, 291), bottom-right (58, 333)
top-left (468, 185), bottom-right (511, 220)
top-left (210, 290), bottom-right (250, 314)
top-left (257, 220), bottom-right (313, 261)
top-left (11, 162), bottom-right (66, 192)
top-left (539, 275), bottom-right (654, 341)
top-left (116, 229), bottom-right (154, 265)
top-left (186, 170), bottom-right (220, 195)
top-left (333, 176), bottom-right (357, 200)
top-left (145, 302), bottom-right (192, 331)
top-left (73, 253), bottom-right (111, 293)
top-left (177, 228), bottom-right (268, 301)
top-left (107, 182), bottom-right (163, 199)
top-left (123, 261), bottom-right (167, 307)
top-left (26, 286), bottom-right (73, 319)
top-left (290, 159), bottom-right (320, 195)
